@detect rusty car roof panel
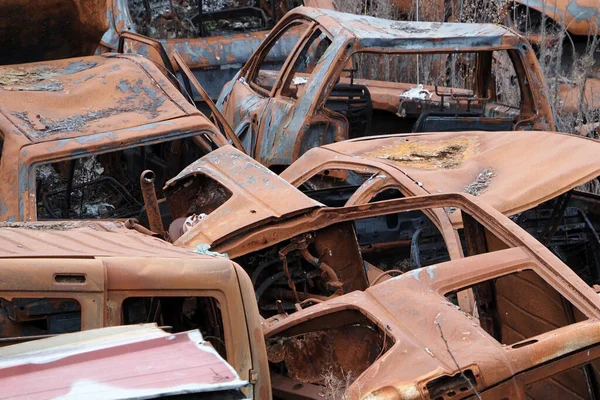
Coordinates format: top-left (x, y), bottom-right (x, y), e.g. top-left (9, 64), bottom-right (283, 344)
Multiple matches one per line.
top-left (0, 324), bottom-right (247, 399)
top-left (298, 7), bottom-right (517, 46)
top-left (316, 131), bottom-right (600, 220)
top-left (0, 54), bottom-right (199, 143)
top-left (0, 221), bottom-right (208, 259)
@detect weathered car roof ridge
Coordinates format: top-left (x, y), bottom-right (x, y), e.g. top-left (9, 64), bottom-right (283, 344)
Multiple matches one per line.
top-left (295, 7), bottom-right (519, 48)
top-left (0, 221), bottom-right (211, 259)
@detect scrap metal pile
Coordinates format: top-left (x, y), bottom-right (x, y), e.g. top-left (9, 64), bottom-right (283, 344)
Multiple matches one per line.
top-left (1, 1), bottom-right (600, 400)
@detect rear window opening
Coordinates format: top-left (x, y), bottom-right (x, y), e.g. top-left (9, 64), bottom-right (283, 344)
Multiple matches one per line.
top-left (122, 296), bottom-right (227, 359)
top-left (34, 136), bottom-right (209, 224)
top-left (445, 269), bottom-right (587, 346)
top-left (266, 309), bottom-right (392, 396)
top-left (0, 297), bottom-right (81, 342)
top-left (325, 50), bottom-right (523, 139)
top-left (525, 361), bottom-right (600, 399)
top-left (357, 208), bottom-right (450, 273)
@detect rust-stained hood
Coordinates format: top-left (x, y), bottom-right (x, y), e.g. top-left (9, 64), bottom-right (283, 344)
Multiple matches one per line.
top-left (167, 146), bottom-right (323, 249)
top-left (0, 324), bottom-right (247, 399)
top-left (288, 131), bottom-right (600, 224)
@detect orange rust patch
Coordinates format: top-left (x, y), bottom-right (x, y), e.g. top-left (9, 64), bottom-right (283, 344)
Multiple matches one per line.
top-left (364, 136), bottom-right (478, 170)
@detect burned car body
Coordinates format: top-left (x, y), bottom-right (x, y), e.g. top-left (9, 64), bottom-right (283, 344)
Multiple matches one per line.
top-left (103, 0), bottom-right (333, 100)
top-left (0, 221), bottom-right (270, 399)
top-left (0, 52), bottom-right (230, 223)
top-left (281, 131), bottom-right (600, 287)
top-left (263, 196), bottom-right (600, 399)
top-left (166, 164), bottom-right (600, 398)
top-left (503, 0), bottom-right (600, 39)
top-left (216, 7), bottom-right (555, 169)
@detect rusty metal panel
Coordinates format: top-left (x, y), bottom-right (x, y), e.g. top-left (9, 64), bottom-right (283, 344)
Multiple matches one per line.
top-left (0, 324), bottom-right (248, 399)
top-left (0, 222), bottom-right (205, 259)
top-left (167, 146), bottom-right (323, 247)
top-left (0, 54), bottom-right (198, 143)
top-left (282, 130), bottom-right (600, 225)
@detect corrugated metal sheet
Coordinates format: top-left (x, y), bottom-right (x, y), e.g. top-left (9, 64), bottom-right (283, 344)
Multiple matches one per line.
top-left (0, 324), bottom-right (248, 399)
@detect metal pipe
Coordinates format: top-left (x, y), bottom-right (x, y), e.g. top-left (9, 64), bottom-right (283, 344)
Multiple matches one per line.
top-left (125, 218), bottom-right (156, 236)
top-left (140, 170), bottom-right (164, 235)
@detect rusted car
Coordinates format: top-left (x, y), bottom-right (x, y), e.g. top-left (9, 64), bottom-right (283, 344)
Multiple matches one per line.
top-left (263, 193), bottom-right (600, 398)
top-left (0, 324), bottom-right (250, 399)
top-left (280, 131), bottom-right (600, 286)
top-left (0, 50), bottom-right (237, 224)
top-left (215, 7), bottom-right (555, 170)
top-left (166, 169), bottom-right (600, 398)
top-left (503, 0), bottom-right (600, 40)
top-left (0, 221), bottom-right (270, 399)
top-left (103, 0), bottom-right (333, 100)
top-left (158, 129), bottom-right (600, 292)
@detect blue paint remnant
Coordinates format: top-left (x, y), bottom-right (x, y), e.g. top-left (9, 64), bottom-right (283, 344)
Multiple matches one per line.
top-left (73, 74), bottom-right (96, 85)
top-left (46, 139), bottom-right (69, 152)
top-left (407, 269), bottom-right (421, 281)
top-left (192, 244), bottom-right (229, 258)
top-left (18, 162), bottom-right (27, 218)
top-left (74, 132), bottom-right (118, 144)
top-left (0, 200), bottom-right (8, 215)
top-left (63, 61), bottom-right (98, 75)
top-left (426, 265), bottom-right (436, 281)
top-left (7, 216), bottom-right (15, 222)
top-left (566, 0), bottom-right (597, 21)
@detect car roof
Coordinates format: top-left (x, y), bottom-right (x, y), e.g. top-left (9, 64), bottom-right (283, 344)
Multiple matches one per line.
top-left (0, 54), bottom-right (202, 145)
top-left (283, 131), bottom-right (600, 224)
top-left (293, 7), bottom-right (522, 51)
top-left (0, 221), bottom-right (211, 259)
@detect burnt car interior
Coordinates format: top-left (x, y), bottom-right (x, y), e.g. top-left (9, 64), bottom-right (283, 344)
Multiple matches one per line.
top-left (234, 203), bottom-right (453, 318)
top-left (321, 51), bottom-right (524, 137)
top-left (0, 294), bottom-right (227, 358)
top-left (0, 297), bottom-right (82, 339)
top-left (266, 309), bottom-right (393, 396)
top-left (122, 296), bottom-right (227, 358)
top-left (128, 0), bottom-right (302, 39)
top-left (262, 205), bottom-right (595, 397)
top-left (35, 134), bottom-right (218, 222)
top-left (296, 167), bottom-right (600, 290)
